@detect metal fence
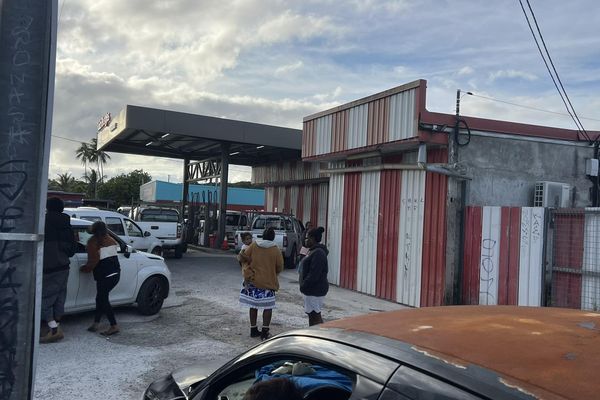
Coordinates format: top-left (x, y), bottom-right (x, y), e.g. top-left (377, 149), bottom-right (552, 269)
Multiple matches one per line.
top-left (548, 209), bottom-right (600, 311)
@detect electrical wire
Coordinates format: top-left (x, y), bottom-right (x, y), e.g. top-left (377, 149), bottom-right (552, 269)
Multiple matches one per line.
top-left (525, 0), bottom-right (592, 142)
top-left (467, 93), bottom-right (600, 122)
top-left (517, 0), bottom-right (592, 143)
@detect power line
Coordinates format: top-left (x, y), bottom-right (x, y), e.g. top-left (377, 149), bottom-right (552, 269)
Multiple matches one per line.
top-left (517, 0), bottom-right (592, 142)
top-left (52, 134), bottom-right (83, 143)
top-left (466, 93), bottom-right (600, 123)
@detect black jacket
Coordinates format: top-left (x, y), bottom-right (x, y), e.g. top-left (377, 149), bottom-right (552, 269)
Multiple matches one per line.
top-left (43, 211), bottom-right (75, 274)
top-left (300, 244), bottom-right (329, 297)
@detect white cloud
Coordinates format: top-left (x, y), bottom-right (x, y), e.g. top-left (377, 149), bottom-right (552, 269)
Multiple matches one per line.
top-left (488, 69), bottom-right (539, 82)
top-left (458, 66), bottom-right (474, 76)
top-left (275, 61), bottom-right (304, 75)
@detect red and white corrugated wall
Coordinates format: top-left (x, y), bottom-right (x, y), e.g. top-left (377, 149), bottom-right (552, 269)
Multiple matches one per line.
top-left (462, 206), bottom-right (545, 306)
top-left (326, 149), bottom-right (448, 307)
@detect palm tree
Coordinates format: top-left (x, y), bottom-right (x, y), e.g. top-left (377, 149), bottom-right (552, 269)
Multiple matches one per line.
top-left (75, 142), bottom-right (93, 179)
top-left (56, 172), bottom-right (76, 192)
top-left (89, 138), bottom-right (111, 182)
top-left (83, 169), bottom-right (104, 198)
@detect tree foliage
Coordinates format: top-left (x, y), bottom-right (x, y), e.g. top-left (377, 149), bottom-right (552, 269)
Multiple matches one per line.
top-left (97, 170), bottom-right (152, 207)
top-left (48, 173), bottom-right (87, 193)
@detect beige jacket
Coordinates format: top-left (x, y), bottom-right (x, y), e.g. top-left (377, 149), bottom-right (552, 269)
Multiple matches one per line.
top-left (242, 240), bottom-right (284, 290)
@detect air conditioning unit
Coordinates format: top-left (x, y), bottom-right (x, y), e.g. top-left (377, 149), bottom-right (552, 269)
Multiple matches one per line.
top-left (533, 181), bottom-right (571, 208)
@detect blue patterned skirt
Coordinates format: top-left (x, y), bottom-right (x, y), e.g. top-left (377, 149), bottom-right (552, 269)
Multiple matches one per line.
top-left (239, 282), bottom-right (276, 309)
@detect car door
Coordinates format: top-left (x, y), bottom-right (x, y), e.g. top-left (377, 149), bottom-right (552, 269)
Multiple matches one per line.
top-left (123, 218), bottom-right (149, 251)
top-left (192, 335), bottom-right (397, 400)
top-left (75, 232), bottom-right (139, 307)
top-left (64, 228), bottom-right (88, 311)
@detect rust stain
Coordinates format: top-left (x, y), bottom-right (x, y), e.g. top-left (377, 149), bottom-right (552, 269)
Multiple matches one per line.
top-left (323, 306), bottom-right (600, 399)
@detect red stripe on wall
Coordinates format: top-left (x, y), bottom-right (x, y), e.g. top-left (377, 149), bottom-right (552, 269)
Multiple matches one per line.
top-left (331, 110), bottom-right (348, 153)
top-left (284, 186), bottom-right (291, 214)
top-left (462, 206), bottom-right (482, 304)
top-left (340, 163), bottom-right (361, 291)
top-left (421, 148), bottom-right (448, 307)
top-left (498, 207), bottom-right (521, 305)
top-left (296, 185), bottom-right (304, 222)
top-left (366, 97), bottom-right (390, 146)
top-left (552, 211), bottom-right (584, 309)
top-left (376, 169), bottom-right (401, 300)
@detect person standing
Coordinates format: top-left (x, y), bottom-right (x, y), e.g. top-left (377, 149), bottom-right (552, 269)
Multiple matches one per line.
top-left (239, 227), bottom-right (284, 340)
top-left (80, 221), bottom-right (121, 336)
top-left (41, 197), bottom-right (76, 343)
top-left (299, 227), bottom-right (329, 326)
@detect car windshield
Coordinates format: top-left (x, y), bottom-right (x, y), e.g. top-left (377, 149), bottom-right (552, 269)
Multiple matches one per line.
top-left (140, 209), bottom-right (179, 222)
top-left (226, 214), bottom-right (240, 226)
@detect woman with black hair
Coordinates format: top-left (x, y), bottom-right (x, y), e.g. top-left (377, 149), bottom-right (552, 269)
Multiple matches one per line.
top-left (299, 227), bottom-right (329, 326)
top-left (80, 221), bottom-right (121, 336)
top-left (239, 227), bottom-right (284, 340)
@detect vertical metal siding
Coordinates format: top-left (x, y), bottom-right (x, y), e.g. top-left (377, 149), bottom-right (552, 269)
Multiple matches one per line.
top-left (498, 207), bottom-right (521, 305)
top-left (420, 148), bottom-right (448, 307)
top-left (347, 104), bottom-right (368, 150)
top-left (462, 207), bottom-right (482, 305)
top-left (552, 212), bottom-right (583, 309)
top-left (317, 183), bottom-right (328, 233)
top-left (376, 169), bottom-right (401, 301)
top-left (582, 209), bottom-right (600, 310)
top-left (356, 171), bottom-right (381, 296)
top-left (310, 184), bottom-right (320, 227)
top-left (265, 187), bottom-right (274, 212)
top-left (396, 170), bottom-right (426, 307)
top-left (518, 207), bottom-right (545, 306)
top-left (479, 206), bottom-right (501, 305)
top-left (272, 186), bottom-right (279, 212)
top-left (303, 185), bottom-right (312, 224)
top-left (277, 187), bottom-right (285, 213)
top-left (315, 115), bottom-right (332, 155)
top-left (302, 119), bottom-right (317, 158)
top-left (366, 97), bottom-right (389, 146)
top-left (327, 169), bottom-right (345, 285)
top-left (331, 110), bottom-right (348, 153)
top-left (296, 185), bottom-right (304, 222)
top-left (388, 89), bottom-right (417, 141)
top-left (340, 167), bottom-right (362, 291)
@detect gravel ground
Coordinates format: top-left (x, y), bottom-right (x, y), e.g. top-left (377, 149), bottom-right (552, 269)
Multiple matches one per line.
top-left (33, 249), bottom-right (406, 399)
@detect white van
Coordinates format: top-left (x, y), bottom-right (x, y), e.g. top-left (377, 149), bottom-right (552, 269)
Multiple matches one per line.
top-left (64, 207), bottom-right (164, 255)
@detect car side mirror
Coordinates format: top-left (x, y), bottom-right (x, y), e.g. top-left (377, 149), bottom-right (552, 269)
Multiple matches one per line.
top-left (144, 231), bottom-right (151, 237)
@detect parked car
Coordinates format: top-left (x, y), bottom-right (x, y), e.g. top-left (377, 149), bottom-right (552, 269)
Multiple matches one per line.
top-left (130, 206), bottom-right (186, 258)
top-left (143, 306), bottom-right (600, 400)
top-left (66, 218), bottom-right (171, 315)
top-left (64, 207), bottom-right (164, 256)
top-left (234, 213), bottom-right (303, 267)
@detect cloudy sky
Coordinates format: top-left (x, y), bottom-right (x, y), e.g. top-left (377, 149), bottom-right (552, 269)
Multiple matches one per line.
top-left (50, 0), bottom-right (600, 183)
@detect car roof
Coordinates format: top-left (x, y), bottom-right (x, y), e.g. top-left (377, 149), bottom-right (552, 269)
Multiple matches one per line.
top-left (65, 207), bottom-right (125, 218)
top-left (70, 217), bottom-right (92, 226)
top-left (319, 306), bottom-right (600, 399)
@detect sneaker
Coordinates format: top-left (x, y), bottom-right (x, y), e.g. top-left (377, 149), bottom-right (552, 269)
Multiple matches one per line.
top-left (250, 327), bottom-right (261, 337)
top-left (87, 323), bottom-right (100, 332)
top-left (100, 325), bottom-right (120, 336)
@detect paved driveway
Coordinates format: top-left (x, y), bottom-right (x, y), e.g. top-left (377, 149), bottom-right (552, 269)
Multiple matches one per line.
top-left (33, 249), bottom-right (405, 399)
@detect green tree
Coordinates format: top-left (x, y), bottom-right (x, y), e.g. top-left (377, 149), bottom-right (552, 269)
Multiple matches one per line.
top-left (97, 169), bottom-right (152, 206)
top-left (88, 138), bottom-right (111, 182)
top-left (83, 169), bottom-right (104, 198)
top-left (75, 141), bottom-right (93, 179)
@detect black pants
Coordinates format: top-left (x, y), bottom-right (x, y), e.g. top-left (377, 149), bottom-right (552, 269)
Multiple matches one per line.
top-left (94, 274), bottom-right (120, 325)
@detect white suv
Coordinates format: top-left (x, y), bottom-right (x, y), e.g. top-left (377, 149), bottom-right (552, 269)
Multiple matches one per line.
top-left (64, 207), bottom-right (163, 256)
top-left (65, 218), bottom-right (171, 315)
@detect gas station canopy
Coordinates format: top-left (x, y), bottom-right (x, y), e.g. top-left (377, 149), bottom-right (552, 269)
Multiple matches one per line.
top-left (97, 105), bottom-right (302, 165)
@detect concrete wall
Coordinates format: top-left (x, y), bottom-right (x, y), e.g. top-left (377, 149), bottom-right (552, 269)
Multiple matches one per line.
top-left (460, 133), bottom-right (594, 207)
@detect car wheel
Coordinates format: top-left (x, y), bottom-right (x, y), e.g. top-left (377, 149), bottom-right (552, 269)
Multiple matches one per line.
top-left (151, 247), bottom-right (163, 256)
top-left (174, 245), bottom-right (183, 259)
top-left (285, 245), bottom-right (297, 269)
top-left (137, 276), bottom-right (166, 315)
top-left (181, 243), bottom-right (188, 253)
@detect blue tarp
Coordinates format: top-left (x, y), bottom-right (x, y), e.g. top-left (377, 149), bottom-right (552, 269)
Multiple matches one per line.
top-left (254, 363), bottom-right (353, 393)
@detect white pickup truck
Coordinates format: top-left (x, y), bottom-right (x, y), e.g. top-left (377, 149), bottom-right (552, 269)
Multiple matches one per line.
top-left (234, 213), bottom-right (304, 268)
top-left (130, 207), bottom-right (187, 258)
